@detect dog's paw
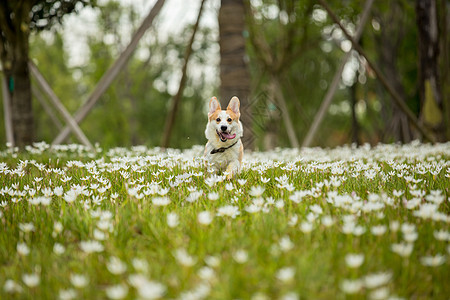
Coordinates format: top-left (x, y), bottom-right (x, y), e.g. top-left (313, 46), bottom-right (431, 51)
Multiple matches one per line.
top-left (225, 166), bottom-right (237, 180)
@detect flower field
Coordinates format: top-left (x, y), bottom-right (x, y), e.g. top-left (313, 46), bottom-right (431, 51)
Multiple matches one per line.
top-left (1, 141), bottom-right (449, 299)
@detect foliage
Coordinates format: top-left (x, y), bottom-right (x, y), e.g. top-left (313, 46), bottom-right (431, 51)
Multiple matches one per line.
top-left (0, 142), bottom-right (449, 298)
top-left (17, 0), bottom-right (216, 149)
top-left (29, 0), bottom-right (96, 31)
top-left (0, 0), bottom-right (447, 148)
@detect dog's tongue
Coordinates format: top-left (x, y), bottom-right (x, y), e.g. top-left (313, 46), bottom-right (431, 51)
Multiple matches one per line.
top-left (222, 132), bottom-right (236, 139)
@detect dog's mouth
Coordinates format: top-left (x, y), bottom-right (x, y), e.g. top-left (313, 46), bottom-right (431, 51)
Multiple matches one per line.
top-left (216, 130), bottom-right (236, 142)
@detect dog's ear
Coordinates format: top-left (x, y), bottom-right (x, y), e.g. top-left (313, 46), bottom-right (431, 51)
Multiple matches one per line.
top-left (227, 96), bottom-right (240, 116)
top-left (208, 97), bottom-right (221, 117)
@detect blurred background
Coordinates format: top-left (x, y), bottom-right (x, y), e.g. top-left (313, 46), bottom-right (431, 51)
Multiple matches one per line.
top-left (0, 0), bottom-right (449, 150)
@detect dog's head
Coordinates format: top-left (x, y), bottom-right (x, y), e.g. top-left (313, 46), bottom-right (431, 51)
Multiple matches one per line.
top-left (205, 96), bottom-right (243, 144)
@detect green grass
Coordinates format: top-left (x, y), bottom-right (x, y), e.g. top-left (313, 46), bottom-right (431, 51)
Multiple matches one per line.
top-left (0, 142), bottom-right (449, 299)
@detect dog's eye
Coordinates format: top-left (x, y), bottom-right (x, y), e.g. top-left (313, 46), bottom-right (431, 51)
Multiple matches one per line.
top-left (227, 118), bottom-right (232, 122)
top-left (216, 118), bottom-right (220, 122)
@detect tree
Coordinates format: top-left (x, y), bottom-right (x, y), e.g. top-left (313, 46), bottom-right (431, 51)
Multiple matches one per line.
top-left (0, 0), bottom-right (94, 148)
top-left (219, 0), bottom-right (253, 149)
top-left (416, 0), bottom-right (446, 141)
top-left (372, 1), bottom-right (415, 143)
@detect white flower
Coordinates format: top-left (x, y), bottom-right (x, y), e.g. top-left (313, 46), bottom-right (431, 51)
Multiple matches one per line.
top-left (167, 212), bottom-right (179, 228)
top-left (3, 279), bottom-right (23, 293)
top-left (54, 221), bottom-right (63, 234)
top-left (19, 222), bottom-right (35, 233)
top-left (174, 248), bottom-right (196, 267)
top-left (392, 190), bottom-right (403, 197)
top-left (369, 287), bottom-right (390, 300)
top-left (54, 186), bottom-right (64, 196)
top-left (198, 266), bottom-right (215, 281)
top-left (225, 183), bottom-right (234, 191)
top-left (433, 230), bottom-right (450, 241)
top-left (280, 292), bottom-right (299, 300)
top-left (39, 196), bottom-right (51, 206)
top-left (252, 292), bottom-right (270, 300)
top-left (233, 249), bottom-right (248, 264)
top-left (364, 271), bottom-right (393, 289)
top-left (59, 288), bottom-right (77, 300)
top-left (403, 232), bottom-right (418, 243)
top-left (310, 204), bottom-right (323, 215)
top-left (22, 273), bottom-right (40, 288)
top-left (132, 258), bottom-right (149, 273)
top-left (128, 273), bottom-right (148, 288)
top-left (64, 190), bottom-right (77, 203)
top-left (279, 236), bottom-right (294, 252)
top-left (237, 179), bottom-right (247, 186)
top-left (391, 242), bottom-right (413, 257)
top-left (420, 254), bottom-right (446, 267)
top-left (70, 274), bottom-right (88, 288)
top-left (371, 225), bottom-right (387, 236)
top-left (105, 284), bottom-right (128, 299)
top-left (137, 280), bottom-right (166, 299)
top-left (260, 176), bottom-right (270, 183)
top-left (276, 267), bottom-right (295, 282)
top-left (249, 185), bottom-right (265, 197)
top-left (321, 215), bottom-right (334, 227)
top-left (288, 215), bottom-right (298, 226)
top-left (217, 205), bottom-right (240, 218)
top-left (204, 255), bottom-right (221, 268)
top-left (186, 191), bottom-right (202, 203)
top-left (275, 199), bottom-right (285, 208)
top-left (29, 196), bottom-right (51, 206)
top-left (389, 221), bottom-right (399, 232)
top-left (157, 187), bottom-right (169, 196)
top-left (152, 197), bottom-right (170, 206)
top-left (245, 204), bottom-right (261, 213)
top-left (97, 219), bottom-right (112, 231)
top-left (340, 279), bottom-right (363, 294)
top-left (425, 190), bottom-right (444, 204)
top-left (351, 225), bottom-right (365, 236)
top-left (80, 240), bottom-right (104, 253)
top-left (413, 203), bottom-right (438, 219)
top-left (345, 253), bottom-right (364, 268)
top-left (299, 221), bottom-right (313, 233)
top-left (207, 192), bottom-right (219, 201)
top-left (17, 243), bottom-right (30, 256)
top-left (53, 243), bottom-right (65, 255)
top-left (289, 191), bottom-right (307, 203)
top-left (107, 256), bottom-right (127, 275)
top-left (198, 211), bottom-right (213, 225)
top-left (179, 282), bottom-right (211, 299)
top-left (94, 229), bottom-right (107, 241)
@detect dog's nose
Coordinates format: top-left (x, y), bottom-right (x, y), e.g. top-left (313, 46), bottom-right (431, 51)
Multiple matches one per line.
top-left (221, 125), bottom-right (228, 132)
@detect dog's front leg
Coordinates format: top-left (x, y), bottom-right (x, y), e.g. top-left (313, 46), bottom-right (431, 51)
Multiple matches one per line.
top-left (225, 161), bottom-right (240, 180)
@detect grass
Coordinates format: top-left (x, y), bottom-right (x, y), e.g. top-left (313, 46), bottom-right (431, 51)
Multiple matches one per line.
top-left (0, 141), bottom-right (449, 299)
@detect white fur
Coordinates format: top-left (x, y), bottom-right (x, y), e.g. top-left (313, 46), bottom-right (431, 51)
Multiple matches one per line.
top-left (204, 97), bottom-right (243, 179)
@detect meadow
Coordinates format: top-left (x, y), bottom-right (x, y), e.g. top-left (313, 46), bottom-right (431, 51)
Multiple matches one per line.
top-left (0, 141), bottom-right (449, 300)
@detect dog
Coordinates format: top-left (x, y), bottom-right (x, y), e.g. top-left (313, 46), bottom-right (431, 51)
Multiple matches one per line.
top-left (204, 96), bottom-right (244, 180)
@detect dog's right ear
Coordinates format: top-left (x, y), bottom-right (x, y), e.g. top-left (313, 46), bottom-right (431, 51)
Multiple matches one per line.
top-left (208, 97), bottom-right (221, 117)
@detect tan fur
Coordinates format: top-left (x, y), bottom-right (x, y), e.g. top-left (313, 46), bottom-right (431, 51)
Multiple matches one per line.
top-left (204, 96), bottom-right (244, 180)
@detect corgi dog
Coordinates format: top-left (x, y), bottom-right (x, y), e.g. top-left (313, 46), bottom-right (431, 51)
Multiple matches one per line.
top-left (204, 96), bottom-right (244, 179)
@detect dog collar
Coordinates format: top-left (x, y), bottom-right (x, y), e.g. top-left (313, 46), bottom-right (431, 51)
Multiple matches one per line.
top-left (210, 140), bottom-right (239, 154)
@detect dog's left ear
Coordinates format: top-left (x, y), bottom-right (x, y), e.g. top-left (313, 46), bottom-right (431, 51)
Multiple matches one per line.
top-left (227, 96), bottom-right (240, 117)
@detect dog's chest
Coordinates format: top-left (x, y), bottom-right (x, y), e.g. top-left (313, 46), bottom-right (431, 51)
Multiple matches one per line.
top-left (205, 142), bottom-right (239, 169)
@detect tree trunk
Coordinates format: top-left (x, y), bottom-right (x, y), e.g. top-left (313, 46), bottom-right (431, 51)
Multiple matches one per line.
top-left (350, 82), bottom-right (360, 145)
top-left (416, 0), bottom-right (445, 141)
top-left (219, 0), bottom-right (253, 149)
top-left (0, 2), bottom-right (34, 148)
top-left (373, 2), bottom-right (412, 143)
